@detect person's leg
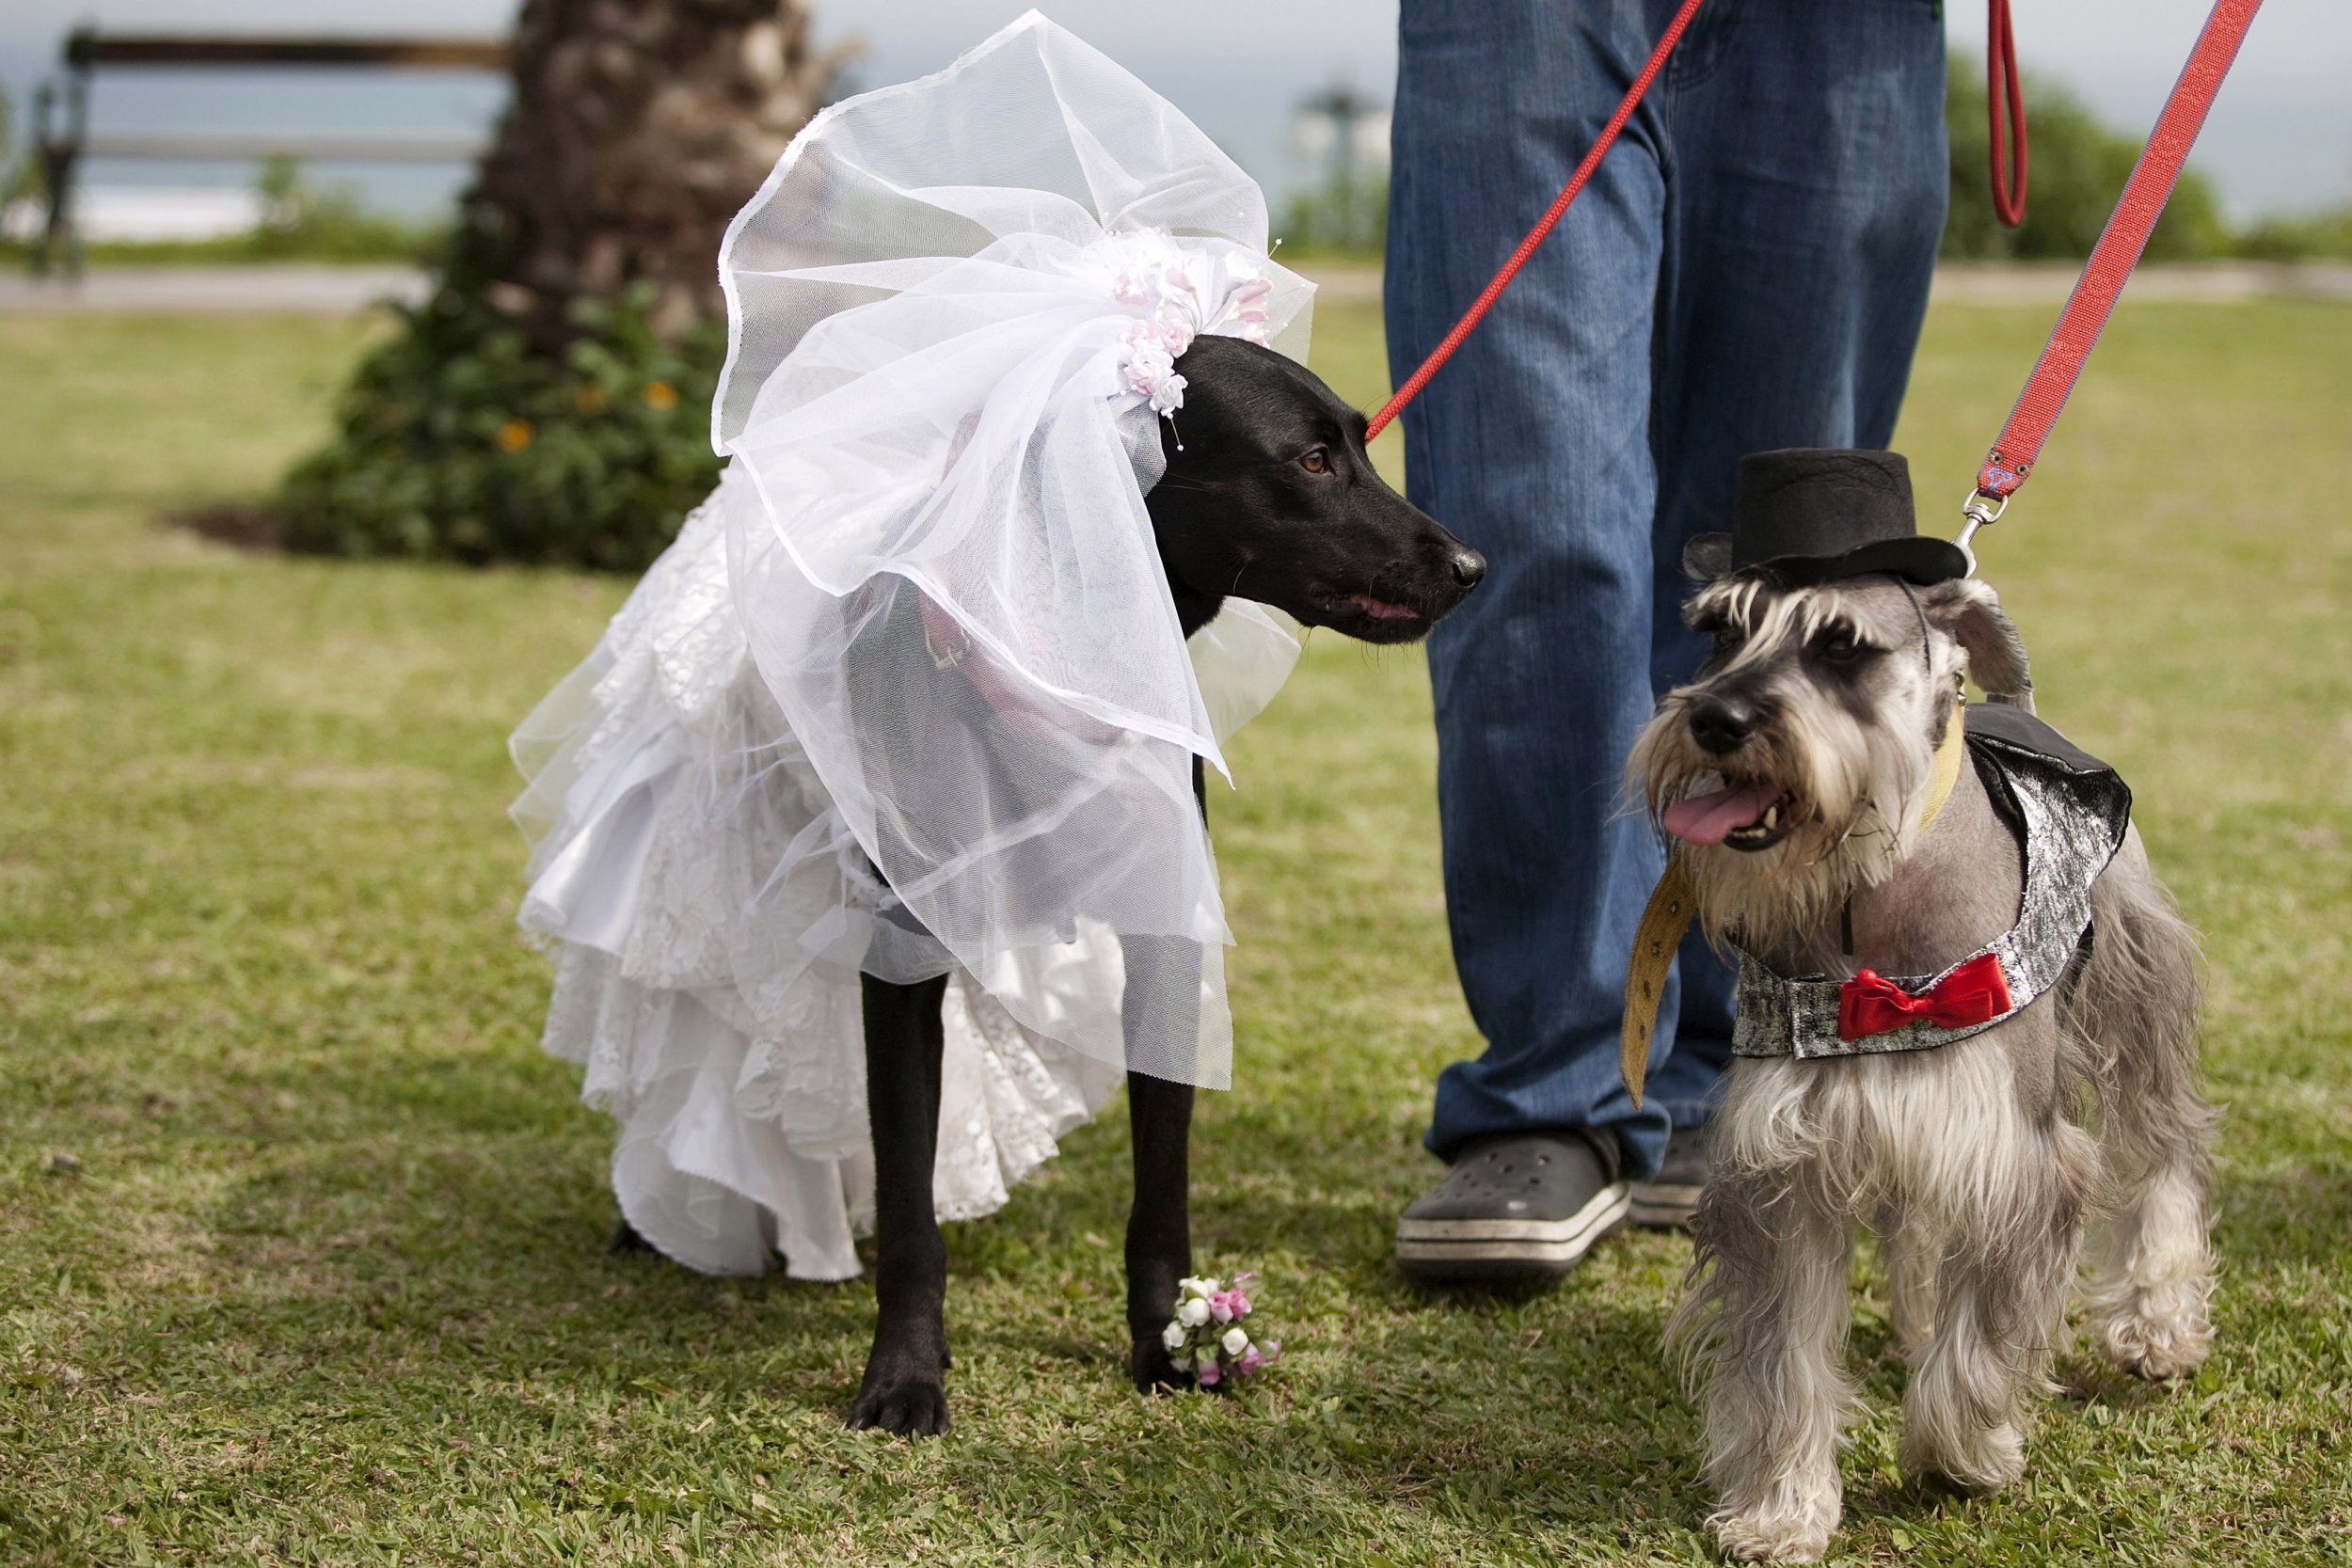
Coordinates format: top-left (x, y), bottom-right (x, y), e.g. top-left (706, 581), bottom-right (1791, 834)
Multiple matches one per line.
top-left (1636, 0), bottom-right (1949, 1126)
top-left (1387, 0), bottom-right (1682, 1188)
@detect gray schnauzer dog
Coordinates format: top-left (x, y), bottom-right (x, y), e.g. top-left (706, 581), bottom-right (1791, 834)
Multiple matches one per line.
top-left (1622, 451), bottom-right (2216, 1563)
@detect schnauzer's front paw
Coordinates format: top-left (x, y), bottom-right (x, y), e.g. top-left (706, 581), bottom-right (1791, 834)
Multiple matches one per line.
top-left (1709, 1503), bottom-right (1836, 1564)
top-left (2104, 1323), bottom-right (2210, 1382)
top-left (2097, 1291), bottom-right (2213, 1382)
top-left (846, 1362), bottom-right (951, 1437)
top-left (1129, 1335), bottom-right (1198, 1394)
top-left (1901, 1419), bottom-right (2025, 1492)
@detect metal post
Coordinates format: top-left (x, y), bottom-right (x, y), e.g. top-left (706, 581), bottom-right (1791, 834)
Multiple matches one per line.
top-left (1298, 84), bottom-right (1376, 250)
top-left (32, 70), bottom-right (88, 281)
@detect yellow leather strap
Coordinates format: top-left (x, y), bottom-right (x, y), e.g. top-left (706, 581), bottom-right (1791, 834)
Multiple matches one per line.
top-left (1916, 694), bottom-right (1969, 838)
top-left (1618, 700), bottom-right (1967, 1105)
top-left (1619, 857), bottom-right (1699, 1107)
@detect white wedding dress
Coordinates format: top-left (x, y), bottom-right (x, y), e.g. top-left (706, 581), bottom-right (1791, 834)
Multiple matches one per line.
top-left (514, 467), bottom-right (1149, 1279)
top-left (507, 13), bottom-right (1311, 1282)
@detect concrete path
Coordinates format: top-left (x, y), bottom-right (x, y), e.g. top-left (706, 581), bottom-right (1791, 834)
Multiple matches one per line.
top-left (3, 260), bottom-right (2346, 315)
top-left (0, 264), bottom-right (430, 315)
top-left (1930, 260), bottom-right (2352, 305)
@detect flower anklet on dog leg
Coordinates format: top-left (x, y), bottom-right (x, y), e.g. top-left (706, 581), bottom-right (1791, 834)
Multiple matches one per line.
top-left (1161, 1273), bottom-right (1279, 1388)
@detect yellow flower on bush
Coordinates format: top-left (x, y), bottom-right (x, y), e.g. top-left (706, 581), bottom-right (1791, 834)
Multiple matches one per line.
top-left (576, 383), bottom-right (608, 415)
top-left (498, 419), bottom-right (534, 452)
top-left (643, 381), bottom-right (678, 412)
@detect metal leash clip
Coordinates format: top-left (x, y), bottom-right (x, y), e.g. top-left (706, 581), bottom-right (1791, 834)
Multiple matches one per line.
top-left (1957, 488), bottom-right (2009, 574)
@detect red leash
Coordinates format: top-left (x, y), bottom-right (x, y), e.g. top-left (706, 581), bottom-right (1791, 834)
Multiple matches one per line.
top-left (1367, 0), bottom-right (2255, 510)
top-left (1987, 0), bottom-right (2028, 229)
top-left (1364, 0), bottom-right (1708, 442)
top-left (1964, 0), bottom-right (2264, 547)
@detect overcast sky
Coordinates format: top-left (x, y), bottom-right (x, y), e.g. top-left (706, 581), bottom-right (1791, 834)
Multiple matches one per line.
top-left (3, 0), bottom-right (2346, 218)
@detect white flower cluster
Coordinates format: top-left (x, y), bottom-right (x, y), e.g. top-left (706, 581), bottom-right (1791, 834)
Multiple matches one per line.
top-left (1098, 232), bottom-right (1276, 420)
top-left (1158, 1272), bottom-right (1278, 1387)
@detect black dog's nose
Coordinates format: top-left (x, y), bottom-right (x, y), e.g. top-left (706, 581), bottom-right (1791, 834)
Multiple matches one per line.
top-left (1690, 695), bottom-right (1760, 755)
top-left (1449, 547), bottom-right (1486, 590)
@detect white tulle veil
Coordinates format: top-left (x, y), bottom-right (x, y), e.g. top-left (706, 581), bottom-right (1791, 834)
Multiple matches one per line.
top-left (704, 12), bottom-right (1316, 1089)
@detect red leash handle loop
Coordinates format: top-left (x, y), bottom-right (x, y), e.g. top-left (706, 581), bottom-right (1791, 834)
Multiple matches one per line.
top-left (1994, 0), bottom-right (2032, 228)
top-left (1988, 0), bottom-right (2028, 229)
top-left (1363, 0), bottom-right (1706, 443)
top-left (1974, 0), bottom-right (2264, 515)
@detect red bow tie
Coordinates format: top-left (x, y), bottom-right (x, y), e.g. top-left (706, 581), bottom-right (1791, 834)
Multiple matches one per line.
top-left (1837, 952), bottom-right (2014, 1041)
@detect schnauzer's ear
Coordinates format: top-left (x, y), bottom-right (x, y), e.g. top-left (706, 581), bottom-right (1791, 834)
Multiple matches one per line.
top-left (1681, 533), bottom-right (1734, 583)
top-left (1922, 578), bottom-right (2034, 710)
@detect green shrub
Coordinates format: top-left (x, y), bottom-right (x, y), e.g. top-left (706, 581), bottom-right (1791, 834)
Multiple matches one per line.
top-left (1279, 172), bottom-right (1388, 261)
top-left (1943, 53), bottom-right (2232, 261)
top-left (276, 225), bottom-right (723, 570)
top-left (2234, 207), bottom-right (2352, 261)
top-left (246, 154), bottom-right (443, 264)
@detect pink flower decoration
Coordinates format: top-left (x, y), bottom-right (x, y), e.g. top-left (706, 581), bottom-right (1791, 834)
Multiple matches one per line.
top-left (1124, 339), bottom-right (1177, 400)
top-left (1104, 241), bottom-right (1279, 416)
top-left (1159, 1268), bottom-right (1279, 1389)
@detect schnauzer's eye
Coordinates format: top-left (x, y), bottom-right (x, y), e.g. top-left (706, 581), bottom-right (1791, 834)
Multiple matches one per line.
top-left (1818, 627), bottom-right (1865, 663)
top-left (1299, 448), bottom-right (1330, 475)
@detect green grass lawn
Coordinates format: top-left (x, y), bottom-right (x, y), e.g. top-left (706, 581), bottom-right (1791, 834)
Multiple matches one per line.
top-left (3, 296), bottom-right (2347, 1567)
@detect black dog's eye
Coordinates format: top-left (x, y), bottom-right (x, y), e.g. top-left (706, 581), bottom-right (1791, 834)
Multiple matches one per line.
top-left (1299, 448), bottom-right (1329, 475)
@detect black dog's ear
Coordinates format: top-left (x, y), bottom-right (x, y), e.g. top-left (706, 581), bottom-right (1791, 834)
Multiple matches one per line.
top-left (1923, 577), bottom-right (2034, 710)
top-left (1682, 532), bottom-right (1734, 582)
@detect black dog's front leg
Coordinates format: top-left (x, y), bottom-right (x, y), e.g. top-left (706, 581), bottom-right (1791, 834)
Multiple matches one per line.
top-left (1123, 754), bottom-right (1210, 1390)
top-left (847, 972), bottom-right (953, 1436)
top-left (1125, 1069), bottom-right (1196, 1389)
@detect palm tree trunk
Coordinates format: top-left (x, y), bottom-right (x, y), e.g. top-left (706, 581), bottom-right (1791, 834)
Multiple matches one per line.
top-left (469, 0), bottom-right (840, 348)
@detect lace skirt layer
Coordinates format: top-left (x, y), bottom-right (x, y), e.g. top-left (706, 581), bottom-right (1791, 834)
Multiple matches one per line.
top-left (514, 477), bottom-right (1121, 1279)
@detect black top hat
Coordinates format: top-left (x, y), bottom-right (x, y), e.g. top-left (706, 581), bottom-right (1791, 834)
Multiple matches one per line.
top-left (1682, 449), bottom-right (1969, 587)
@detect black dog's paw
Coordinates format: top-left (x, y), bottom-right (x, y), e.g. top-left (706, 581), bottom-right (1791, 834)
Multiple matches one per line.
top-left (1130, 1336), bottom-right (1198, 1395)
top-left (846, 1370), bottom-right (952, 1437)
top-left (608, 1219), bottom-right (655, 1255)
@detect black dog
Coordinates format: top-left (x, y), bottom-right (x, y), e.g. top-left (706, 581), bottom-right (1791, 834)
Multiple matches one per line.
top-left (619, 334), bottom-right (1482, 1435)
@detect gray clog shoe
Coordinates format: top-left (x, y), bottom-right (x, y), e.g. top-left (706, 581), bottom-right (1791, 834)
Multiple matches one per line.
top-left (1395, 1131), bottom-right (1629, 1280)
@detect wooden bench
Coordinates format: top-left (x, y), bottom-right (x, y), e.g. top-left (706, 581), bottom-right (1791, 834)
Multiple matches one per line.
top-left (27, 29), bottom-right (508, 278)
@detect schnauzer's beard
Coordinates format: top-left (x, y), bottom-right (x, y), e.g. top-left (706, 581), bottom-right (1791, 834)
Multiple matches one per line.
top-left (1629, 581), bottom-right (1960, 951)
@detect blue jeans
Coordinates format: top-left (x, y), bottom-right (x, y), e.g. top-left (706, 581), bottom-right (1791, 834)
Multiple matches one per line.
top-left (1385, 0), bottom-right (1947, 1176)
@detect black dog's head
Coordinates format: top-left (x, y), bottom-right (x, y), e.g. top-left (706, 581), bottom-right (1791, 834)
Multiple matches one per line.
top-left (1145, 334), bottom-right (1483, 644)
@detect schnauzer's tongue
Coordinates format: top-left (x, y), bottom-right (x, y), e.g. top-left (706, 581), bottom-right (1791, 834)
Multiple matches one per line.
top-left (1663, 784), bottom-right (1779, 846)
